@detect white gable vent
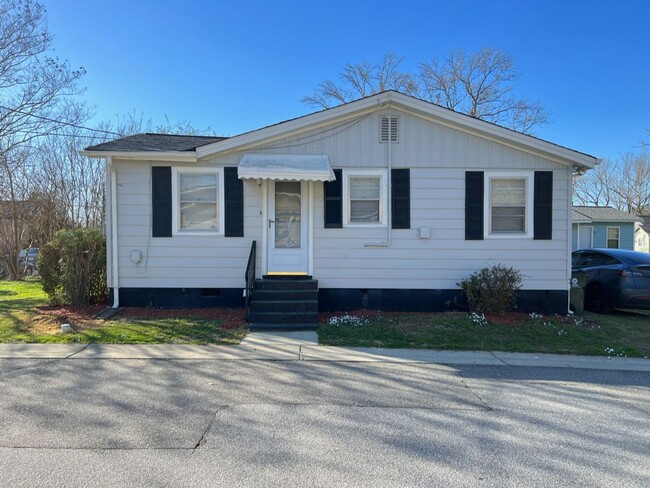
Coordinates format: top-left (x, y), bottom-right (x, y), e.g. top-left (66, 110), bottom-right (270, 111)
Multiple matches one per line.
top-left (380, 115), bottom-right (399, 143)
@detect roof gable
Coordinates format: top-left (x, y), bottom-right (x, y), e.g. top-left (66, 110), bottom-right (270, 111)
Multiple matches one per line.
top-left (80, 91), bottom-right (598, 170)
top-left (195, 91), bottom-right (598, 169)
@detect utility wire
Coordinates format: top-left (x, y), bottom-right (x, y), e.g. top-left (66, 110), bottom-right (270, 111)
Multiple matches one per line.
top-left (0, 105), bottom-right (122, 136)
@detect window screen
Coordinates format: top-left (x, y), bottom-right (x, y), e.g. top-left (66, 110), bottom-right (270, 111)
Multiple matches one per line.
top-left (491, 178), bottom-right (526, 233)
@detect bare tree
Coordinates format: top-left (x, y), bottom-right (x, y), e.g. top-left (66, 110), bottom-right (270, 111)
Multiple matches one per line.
top-left (0, 146), bottom-right (37, 279)
top-left (419, 48), bottom-right (548, 133)
top-left (573, 159), bottom-right (618, 208)
top-left (573, 152), bottom-right (650, 215)
top-left (0, 0), bottom-right (85, 279)
top-left (303, 49), bottom-right (549, 134)
top-left (34, 107), bottom-right (108, 233)
top-left (612, 152), bottom-right (650, 215)
top-left (301, 53), bottom-right (419, 108)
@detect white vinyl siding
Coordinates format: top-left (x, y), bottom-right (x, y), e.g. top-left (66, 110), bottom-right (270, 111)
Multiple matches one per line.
top-left (312, 167), bottom-right (570, 291)
top-left (112, 106), bottom-right (570, 292)
top-left (112, 160), bottom-right (260, 289)
top-left (205, 109), bottom-right (567, 171)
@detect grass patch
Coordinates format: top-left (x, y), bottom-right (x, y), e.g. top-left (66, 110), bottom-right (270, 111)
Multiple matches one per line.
top-left (318, 310), bottom-right (650, 358)
top-left (0, 280), bottom-right (246, 344)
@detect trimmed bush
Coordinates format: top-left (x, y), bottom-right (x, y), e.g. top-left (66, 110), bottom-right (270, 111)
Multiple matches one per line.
top-left (39, 229), bottom-right (107, 306)
top-left (458, 264), bottom-right (522, 315)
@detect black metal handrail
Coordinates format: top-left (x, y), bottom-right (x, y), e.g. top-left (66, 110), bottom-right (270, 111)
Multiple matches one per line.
top-left (244, 240), bottom-right (256, 311)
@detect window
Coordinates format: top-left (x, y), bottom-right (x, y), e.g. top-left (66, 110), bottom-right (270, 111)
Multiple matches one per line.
top-left (343, 170), bottom-right (387, 226)
top-left (606, 227), bottom-right (620, 248)
top-left (172, 167), bottom-right (223, 234)
top-left (485, 173), bottom-right (533, 238)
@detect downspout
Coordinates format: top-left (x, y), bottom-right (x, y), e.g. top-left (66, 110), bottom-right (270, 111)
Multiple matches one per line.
top-left (566, 166), bottom-right (573, 313)
top-left (365, 109), bottom-right (393, 247)
top-left (108, 157), bottom-right (119, 308)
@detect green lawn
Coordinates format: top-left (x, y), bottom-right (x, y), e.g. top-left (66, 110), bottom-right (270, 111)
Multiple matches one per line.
top-left (318, 311), bottom-right (650, 358)
top-left (0, 280), bottom-right (246, 344)
top-left (4, 280), bottom-right (649, 355)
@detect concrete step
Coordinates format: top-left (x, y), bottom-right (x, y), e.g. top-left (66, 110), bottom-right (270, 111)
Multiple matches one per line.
top-left (248, 323), bottom-right (319, 332)
top-left (248, 300), bottom-right (318, 313)
top-left (251, 289), bottom-right (318, 301)
top-left (253, 279), bottom-right (318, 291)
top-left (246, 311), bottom-right (318, 324)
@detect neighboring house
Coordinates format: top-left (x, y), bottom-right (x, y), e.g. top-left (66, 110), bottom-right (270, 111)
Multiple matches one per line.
top-left (82, 91), bottom-right (598, 320)
top-left (635, 216), bottom-right (650, 253)
top-left (572, 206), bottom-right (643, 251)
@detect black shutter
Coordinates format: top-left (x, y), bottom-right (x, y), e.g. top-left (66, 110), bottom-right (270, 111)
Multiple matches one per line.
top-left (224, 167), bottom-right (244, 237)
top-left (152, 166), bottom-right (172, 237)
top-left (391, 168), bottom-right (410, 229)
top-left (534, 171), bottom-right (553, 240)
top-left (324, 169), bottom-right (342, 228)
top-left (465, 171), bottom-right (484, 240)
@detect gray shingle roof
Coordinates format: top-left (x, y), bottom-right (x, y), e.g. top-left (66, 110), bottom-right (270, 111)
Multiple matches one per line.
top-left (84, 133), bottom-right (227, 152)
top-left (572, 206), bottom-right (642, 223)
top-left (638, 215), bottom-right (650, 228)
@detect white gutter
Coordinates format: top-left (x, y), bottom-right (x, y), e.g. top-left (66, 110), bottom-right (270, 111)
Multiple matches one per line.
top-left (81, 150), bottom-right (197, 163)
top-left (566, 166), bottom-right (573, 313)
top-left (109, 157), bottom-right (119, 308)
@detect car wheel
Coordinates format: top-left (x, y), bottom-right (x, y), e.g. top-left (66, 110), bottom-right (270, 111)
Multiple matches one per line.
top-left (585, 284), bottom-right (611, 314)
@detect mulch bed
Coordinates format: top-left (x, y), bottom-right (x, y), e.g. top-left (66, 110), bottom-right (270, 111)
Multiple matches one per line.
top-left (36, 305), bottom-right (247, 329)
top-left (38, 304), bottom-right (107, 322)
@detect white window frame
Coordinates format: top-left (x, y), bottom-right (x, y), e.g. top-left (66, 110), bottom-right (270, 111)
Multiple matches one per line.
top-left (606, 226), bottom-right (620, 249)
top-left (342, 169), bottom-right (388, 227)
top-left (171, 167), bottom-right (224, 236)
top-left (484, 171), bottom-right (534, 239)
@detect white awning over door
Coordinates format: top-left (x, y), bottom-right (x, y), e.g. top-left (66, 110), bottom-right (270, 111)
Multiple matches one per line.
top-left (238, 154), bottom-right (335, 181)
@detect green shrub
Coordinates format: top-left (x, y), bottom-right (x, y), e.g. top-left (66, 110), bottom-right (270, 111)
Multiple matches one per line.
top-left (39, 229), bottom-right (107, 306)
top-left (458, 264), bottom-right (522, 315)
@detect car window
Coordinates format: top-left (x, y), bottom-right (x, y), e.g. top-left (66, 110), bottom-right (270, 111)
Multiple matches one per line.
top-left (574, 251), bottom-right (596, 267)
top-left (579, 252), bottom-right (621, 267)
top-left (600, 255), bottom-right (621, 266)
top-left (571, 252), bottom-right (583, 267)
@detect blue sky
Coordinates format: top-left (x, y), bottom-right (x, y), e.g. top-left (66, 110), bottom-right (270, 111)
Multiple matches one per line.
top-left (43, 0), bottom-right (649, 160)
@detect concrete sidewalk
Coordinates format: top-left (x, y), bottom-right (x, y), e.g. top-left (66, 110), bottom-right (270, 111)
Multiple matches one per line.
top-left (0, 331), bottom-right (648, 371)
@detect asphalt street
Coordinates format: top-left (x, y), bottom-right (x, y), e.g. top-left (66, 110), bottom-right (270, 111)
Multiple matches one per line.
top-left (0, 358), bottom-right (648, 487)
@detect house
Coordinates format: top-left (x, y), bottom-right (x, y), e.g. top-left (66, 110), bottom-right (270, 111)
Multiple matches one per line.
top-left (572, 206), bottom-right (643, 251)
top-left (635, 216), bottom-right (650, 253)
top-left (82, 91), bottom-right (598, 325)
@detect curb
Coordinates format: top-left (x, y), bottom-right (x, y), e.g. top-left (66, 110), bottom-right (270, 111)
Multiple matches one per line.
top-left (0, 343), bottom-right (648, 371)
